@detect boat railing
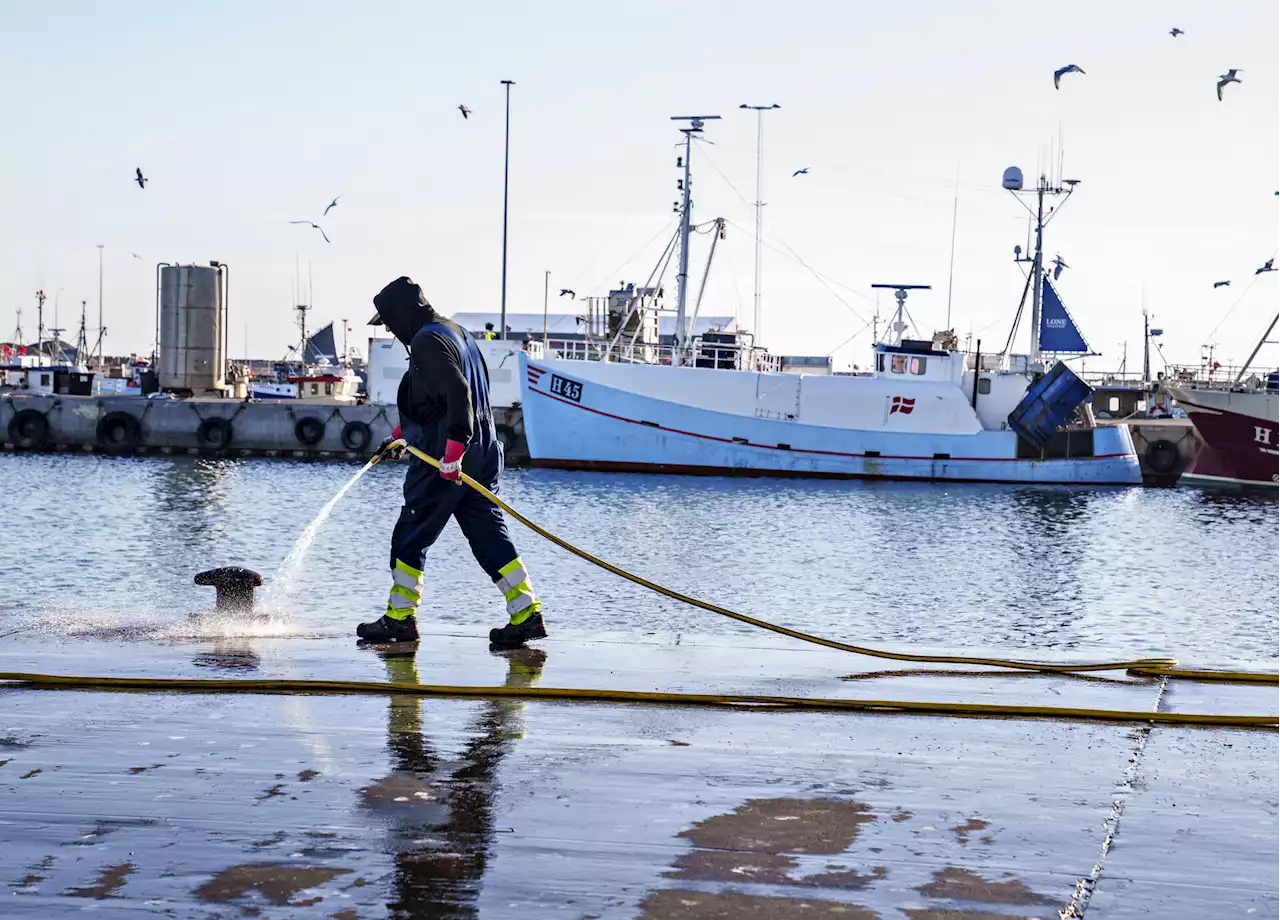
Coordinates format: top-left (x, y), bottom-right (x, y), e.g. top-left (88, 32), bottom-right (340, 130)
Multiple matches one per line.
top-left (1165, 363), bottom-right (1280, 391)
top-left (542, 337), bottom-right (780, 373)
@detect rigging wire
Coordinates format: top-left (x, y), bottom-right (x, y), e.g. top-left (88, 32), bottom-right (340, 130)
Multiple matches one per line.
top-left (1204, 248), bottom-right (1279, 344)
top-left (586, 218), bottom-right (680, 300)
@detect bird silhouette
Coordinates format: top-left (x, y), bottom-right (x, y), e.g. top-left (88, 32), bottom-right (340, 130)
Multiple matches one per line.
top-left (1053, 65), bottom-right (1086, 89)
top-left (1169, 27), bottom-right (1184, 37)
top-left (1217, 69), bottom-right (1242, 101)
top-left (134, 168), bottom-right (147, 189)
top-left (131, 253), bottom-right (142, 260)
top-left (1052, 254), bottom-right (1069, 280)
top-left (559, 289), bottom-right (575, 299)
top-left (288, 220), bottom-right (330, 243)
top-left (1213, 280), bottom-right (1231, 288)
top-left (1256, 258), bottom-right (1275, 275)
top-left (792, 167), bottom-right (810, 177)
top-left (323, 196), bottom-right (341, 216)
top-left (458, 104), bottom-right (471, 119)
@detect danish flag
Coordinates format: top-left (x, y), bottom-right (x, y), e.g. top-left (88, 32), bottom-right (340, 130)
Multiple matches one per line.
top-left (890, 396), bottom-right (915, 415)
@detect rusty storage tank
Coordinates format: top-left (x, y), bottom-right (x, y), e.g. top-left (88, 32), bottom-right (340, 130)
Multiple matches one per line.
top-left (158, 263), bottom-right (227, 395)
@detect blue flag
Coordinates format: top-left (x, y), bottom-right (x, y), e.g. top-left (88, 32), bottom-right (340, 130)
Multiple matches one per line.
top-left (1039, 275), bottom-right (1091, 354)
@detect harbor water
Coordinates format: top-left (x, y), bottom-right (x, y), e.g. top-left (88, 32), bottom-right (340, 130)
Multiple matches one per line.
top-left (3, 453), bottom-right (1276, 668)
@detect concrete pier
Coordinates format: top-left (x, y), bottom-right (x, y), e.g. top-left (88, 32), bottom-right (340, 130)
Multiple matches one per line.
top-left (1114, 419), bottom-right (1202, 486)
top-left (0, 628), bottom-right (1275, 918)
top-left (1, 395), bottom-right (532, 464)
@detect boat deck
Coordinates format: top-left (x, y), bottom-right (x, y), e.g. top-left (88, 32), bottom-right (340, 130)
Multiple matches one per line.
top-left (2, 628), bottom-right (1276, 919)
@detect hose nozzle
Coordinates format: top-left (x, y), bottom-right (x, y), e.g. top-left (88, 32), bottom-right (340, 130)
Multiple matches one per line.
top-left (370, 437), bottom-right (408, 466)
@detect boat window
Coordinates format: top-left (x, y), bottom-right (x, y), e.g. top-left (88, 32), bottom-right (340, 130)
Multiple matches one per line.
top-left (1108, 396), bottom-right (1120, 413)
top-left (876, 353), bottom-right (885, 373)
top-left (41, 373), bottom-right (50, 386)
top-left (909, 357), bottom-right (927, 375)
top-left (310, 383), bottom-right (319, 395)
top-left (324, 382), bottom-right (333, 395)
top-left (890, 355), bottom-right (908, 374)
top-left (978, 377), bottom-right (991, 394)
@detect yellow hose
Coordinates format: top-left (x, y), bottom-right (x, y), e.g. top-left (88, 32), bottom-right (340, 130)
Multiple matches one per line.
top-left (0, 672), bottom-right (1272, 730)
top-left (394, 443), bottom-right (1277, 683)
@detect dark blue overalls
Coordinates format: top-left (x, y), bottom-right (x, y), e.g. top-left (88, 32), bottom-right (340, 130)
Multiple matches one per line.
top-left (384, 322), bottom-right (540, 626)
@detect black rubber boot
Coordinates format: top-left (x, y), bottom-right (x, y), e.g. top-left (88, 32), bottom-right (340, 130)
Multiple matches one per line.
top-left (356, 614), bottom-right (420, 644)
top-left (489, 610), bottom-right (548, 650)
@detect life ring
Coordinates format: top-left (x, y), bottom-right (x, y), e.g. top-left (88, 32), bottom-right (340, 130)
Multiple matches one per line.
top-left (96, 411), bottom-right (142, 451)
top-left (8, 408), bottom-right (49, 449)
top-left (294, 416), bottom-right (326, 446)
top-left (196, 417), bottom-right (234, 450)
top-left (1144, 438), bottom-right (1180, 475)
top-left (340, 420), bottom-right (372, 452)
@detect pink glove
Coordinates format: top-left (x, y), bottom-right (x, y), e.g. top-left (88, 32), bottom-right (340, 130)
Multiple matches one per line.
top-left (439, 439), bottom-right (466, 481)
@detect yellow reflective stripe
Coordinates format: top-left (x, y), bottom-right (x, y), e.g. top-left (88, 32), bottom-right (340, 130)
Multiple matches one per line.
top-left (394, 558), bottom-right (424, 579)
top-left (390, 584), bottom-right (420, 603)
top-left (496, 567), bottom-right (528, 593)
top-left (392, 568), bottom-right (423, 592)
top-left (383, 603), bottom-right (414, 621)
top-left (509, 602), bottom-right (540, 625)
top-left (497, 558), bottom-right (525, 578)
top-left (502, 578), bottom-right (535, 603)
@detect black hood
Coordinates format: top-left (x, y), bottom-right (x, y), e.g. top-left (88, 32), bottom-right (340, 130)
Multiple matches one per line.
top-left (369, 276), bottom-right (438, 346)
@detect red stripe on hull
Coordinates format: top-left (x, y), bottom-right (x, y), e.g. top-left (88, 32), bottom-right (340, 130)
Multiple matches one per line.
top-left (531, 457), bottom-right (1136, 485)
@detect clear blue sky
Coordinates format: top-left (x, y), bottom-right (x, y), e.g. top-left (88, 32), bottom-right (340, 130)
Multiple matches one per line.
top-left (1, 0), bottom-right (1276, 371)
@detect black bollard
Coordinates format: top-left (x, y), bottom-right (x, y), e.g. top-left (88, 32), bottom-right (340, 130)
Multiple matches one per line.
top-left (194, 566), bottom-right (264, 614)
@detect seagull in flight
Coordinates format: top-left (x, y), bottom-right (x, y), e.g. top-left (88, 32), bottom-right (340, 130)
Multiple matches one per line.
top-left (458, 104), bottom-right (471, 119)
top-left (134, 168), bottom-right (147, 189)
top-left (559, 288), bottom-right (575, 299)
top-left (131, 253), bottom-right (143, 260)
top-left (1213, 280), bottom-right (1231, 288)
top-left (288, 220), bottom-right (330, 243)
top-left (1256, 258), bottom-right (1275, 275)
top-left (323, 196), bottom-right (341, 216)
top-left (1169, 27), bottom-right (1184, 37)
top-left (1217, 69), bottom-right (1242, 101)
top-left (1051, 254), bottom-right (1069, 280)
top-left (1053, 65), bottom-right (1086, 89)
top-left (792, 167), bottom-right (810, 177)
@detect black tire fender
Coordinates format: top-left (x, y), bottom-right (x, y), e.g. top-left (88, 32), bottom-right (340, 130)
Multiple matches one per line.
top-left (294, 416), bottom-right (326, 446)
top-left (96, 411), bottom-right (142, 451)
top-left (8, 408), bottom-right (50, 449)
top-left (1144, 438), bottom-right (1180, 474)
top-left (340, 420), bottom-right (373, 452)
top-left (197, 417), bottom-right (233, 450)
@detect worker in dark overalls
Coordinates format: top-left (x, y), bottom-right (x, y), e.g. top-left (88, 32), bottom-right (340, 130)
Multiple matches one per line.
top-left (358, 276), bottom-right (547, 650)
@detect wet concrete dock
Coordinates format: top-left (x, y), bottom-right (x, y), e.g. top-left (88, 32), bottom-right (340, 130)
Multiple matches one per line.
top-left (2, 628), bottom-right (1276, 919)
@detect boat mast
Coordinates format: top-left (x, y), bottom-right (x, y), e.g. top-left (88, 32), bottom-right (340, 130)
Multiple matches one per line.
top-left (670, 114), bottom-right (720, 367)
top-left (1005, 168), bottom-right (1076, 365)
top-left (1029, 181), bottom-right (1045, 363)
top-left (1233, 314), bottom-right (1280, 386)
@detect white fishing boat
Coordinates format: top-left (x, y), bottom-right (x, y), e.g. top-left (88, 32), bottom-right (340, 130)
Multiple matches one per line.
top-left (520, 120), bottom-right (1139, 485)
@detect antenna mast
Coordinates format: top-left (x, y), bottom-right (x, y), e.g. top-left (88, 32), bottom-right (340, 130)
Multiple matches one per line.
top-left (740, 103), bottom-right (779, 345)
top-left (670, 114), bottom-right (720, 366)
top-left (871, 284), bottom-right (932, 346)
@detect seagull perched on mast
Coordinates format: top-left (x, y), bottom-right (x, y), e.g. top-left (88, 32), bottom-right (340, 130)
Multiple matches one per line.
top-left (1217, 69), bottom-right (1242, 101)
top-left (458, 104), bottom-right (471, 119)
top-left (1053, 64), bottom-right (1086, 89)
top-left (288, 220), bottom-right (330, 243)
top-left (1256, 258), bottom-right (1275, 275)
top-left (323, 196), bottom-right (341, 216)
top-left (134, 167), bottom-right (147, 189)
top-left (1169, 27), bottom-right (1184, 37)
top-left (559, 288), bottom-right (575, 299)
top-left (1213, 280), bottom-right (1231, 288)
top-left (792, 167), bottom-right (810, 177)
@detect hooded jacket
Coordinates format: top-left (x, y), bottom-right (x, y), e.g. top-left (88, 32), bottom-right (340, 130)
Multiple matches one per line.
top-left (371, 276), bottom-right (492, 451)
